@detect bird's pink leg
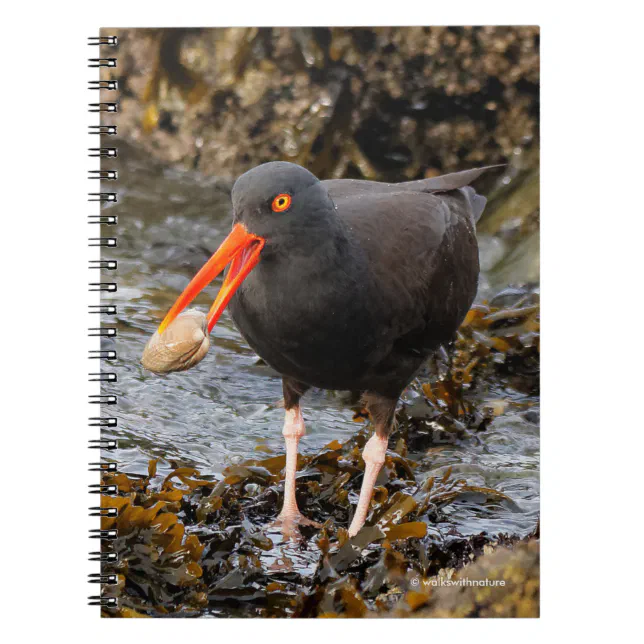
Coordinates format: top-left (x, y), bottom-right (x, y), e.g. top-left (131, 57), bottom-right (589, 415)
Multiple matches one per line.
top-left (275, 406), bottom-right (319, 534)
top-left (348, 433), bottom-right (389, 537)
top-left (278, 406), bottom-right (305, 520)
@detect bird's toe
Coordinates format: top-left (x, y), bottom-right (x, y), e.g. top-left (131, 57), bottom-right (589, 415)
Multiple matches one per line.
top-left (271, 511), bottom-right (321, 539)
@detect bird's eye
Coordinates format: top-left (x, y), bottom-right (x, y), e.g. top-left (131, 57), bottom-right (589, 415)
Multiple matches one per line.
top-left (271, 193), bottom-right (292, 213)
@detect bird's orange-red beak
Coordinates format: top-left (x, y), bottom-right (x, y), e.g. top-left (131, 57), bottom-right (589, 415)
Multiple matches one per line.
top-left (158, 223), bottom-right (265, 335)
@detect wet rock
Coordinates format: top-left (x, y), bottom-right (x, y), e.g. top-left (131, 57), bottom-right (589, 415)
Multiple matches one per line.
top-left (100, 26), bottom-right (539, 182)
top-left (389, 539), bottom-right (540, 618)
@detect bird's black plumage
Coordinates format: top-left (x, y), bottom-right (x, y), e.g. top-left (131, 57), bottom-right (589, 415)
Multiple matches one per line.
top-left (228, 162), bottom-right (496, 402)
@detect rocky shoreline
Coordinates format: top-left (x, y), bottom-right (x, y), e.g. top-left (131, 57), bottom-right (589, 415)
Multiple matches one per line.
top-left (101, 27), bottom-right (539, 182)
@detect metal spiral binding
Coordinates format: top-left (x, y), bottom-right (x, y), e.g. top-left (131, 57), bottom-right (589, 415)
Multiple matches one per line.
top-left (89, 80), bottom-right (119, 91)
top-left (90, 507), bottom-right (118, 518)
top-left (89, 349), bottom-right (116, 360)
top-left (88, 215), bottom-right (118, 226)
top-left (89, 237), bottom-right (117, 247)
top-left (89, 462), bottom-right (118, 472)
top-left (88, 34), bottom-right (120, 609)
top-left (88, 36), bottom-right (118, 46)
top-left (90, 529), bottom-right (118, 541)
top-left (89, 260), bottom-right (117, 270)
top-left (89, 373), bottom-right (117, 383)
top-left (89, 552), bottom-right (118, 563)
top-left (89, 573), bottom-right (118, 583)
top-left (89, 282), bottom-right (117, 292)
top-left (89, 417), bottom-right (117, 428)
top-left (89, 125), bottom-right (117, 136)
top-left (89, 103), bottom-right (119, 113)
top-left (89, 147), bottom-right (118, 158)
top-left (89, 438), bottom-right (118, 449)
top-left (89, 170), bottom-right (118, 180)
top-left (88, 327), bottom-right (117, 337)
top-left (89, 484), bottom-right (118, 495)
top-left (88, 596), bottom-right (118, 608)
top-left (89, 394), bottom-right (118, 405)
top-left (88, 58), bottom-right (117, 68)
top-left (89, 304), bottom-right (117, 315)
top-left (88, 193), bottom-right (117, 203)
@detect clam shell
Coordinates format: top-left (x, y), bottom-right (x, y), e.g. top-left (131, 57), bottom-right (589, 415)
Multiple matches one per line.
top-left (141, 309), bottom-right (210, 374)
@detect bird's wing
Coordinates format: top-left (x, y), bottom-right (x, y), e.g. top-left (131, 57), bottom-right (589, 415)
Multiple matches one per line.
top-left (322, 165), bottom-right (501, 200)
top-left (336, 190), bottom-right (478, 350)
top-left (398, 165), bottom-right (504, 193)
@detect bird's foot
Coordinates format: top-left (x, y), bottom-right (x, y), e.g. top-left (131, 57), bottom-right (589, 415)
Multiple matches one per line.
top-left (271, 510), bottom-right (321, 539)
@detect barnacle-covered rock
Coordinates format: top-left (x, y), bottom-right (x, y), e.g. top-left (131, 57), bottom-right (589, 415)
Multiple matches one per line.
top-left (394, 540), bottom-right (540, 618)
top-left (100, 26), bottom-right (539, 182)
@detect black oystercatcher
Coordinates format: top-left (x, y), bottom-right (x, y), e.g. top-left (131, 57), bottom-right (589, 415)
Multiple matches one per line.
top-left (143, 161), bottom-right (498, 537)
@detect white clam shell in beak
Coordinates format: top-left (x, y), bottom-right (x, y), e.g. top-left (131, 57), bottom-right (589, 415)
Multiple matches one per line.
top-left (141, 309), bottom-right (210, 374)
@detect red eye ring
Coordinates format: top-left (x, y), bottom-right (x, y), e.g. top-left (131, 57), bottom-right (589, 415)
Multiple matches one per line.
top-left (271, 193), bottom-right (292, 213)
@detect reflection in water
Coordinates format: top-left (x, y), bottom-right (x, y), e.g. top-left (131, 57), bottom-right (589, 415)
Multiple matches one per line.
top-left (102, 146), bottom-right (539, 547)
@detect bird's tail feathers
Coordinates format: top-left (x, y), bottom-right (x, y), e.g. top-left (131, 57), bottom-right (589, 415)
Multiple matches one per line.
top-left (462, 186), bottom-right (487, 224)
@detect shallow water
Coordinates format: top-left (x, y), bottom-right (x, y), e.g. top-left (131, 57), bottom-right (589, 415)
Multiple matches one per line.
top-left (101, 145), bottom-right (539, 541)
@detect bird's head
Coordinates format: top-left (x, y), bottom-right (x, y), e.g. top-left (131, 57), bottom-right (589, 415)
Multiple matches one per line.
top-left (231, 161), bottom-right (335, 240)
top-left (156, 162), bottom-right (335, 336)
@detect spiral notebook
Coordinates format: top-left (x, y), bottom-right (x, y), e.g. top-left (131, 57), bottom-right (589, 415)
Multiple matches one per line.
top-left (90, 26), bottom-right (540, 618)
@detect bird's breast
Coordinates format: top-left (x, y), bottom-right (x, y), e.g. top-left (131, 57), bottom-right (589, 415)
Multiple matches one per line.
top-left (228, 258), bottom-right (382, 388)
